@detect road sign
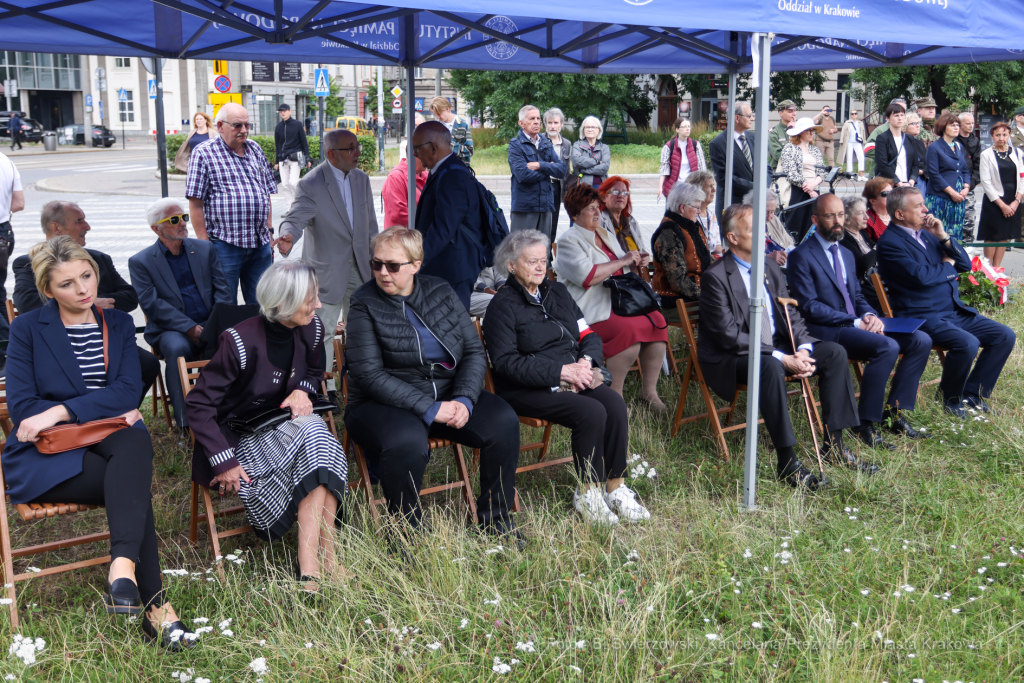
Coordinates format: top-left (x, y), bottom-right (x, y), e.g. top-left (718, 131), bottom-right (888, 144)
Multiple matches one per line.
top-left (98, 101), bottom-right (104, 121)
top-left (118, 88), bottom-right (127, 102)
top-left (209, 93), bottom-right (242, 117)
top-left (390, 86), bottom-right (403, 98)
top-left (85, 94), bottom-right (93, 107)
top-left (313, 68), bottom-right (330, 97)
top-left (148, 79), bottom-right (157, 99)
top-left (214, 60), bottom-right (228, 76)
top-left (414, 97), bottom-right (424, 111)
top-left (392, 98), bottom-right (402, 109)
top-left (140, 58), bottom-right (166, 74)
top-left (214, 75), bottom-right (231, 93)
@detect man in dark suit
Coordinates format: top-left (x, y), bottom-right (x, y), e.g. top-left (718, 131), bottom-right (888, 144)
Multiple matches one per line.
top-left (413, 120), bottom-right (485, 311)
top-left (876, 187), bottom-right (1016, 417)
top-left (709, 101), bottom-right (756, 222)
top-left (698, 204), bottom-right (869, 489)
top-left (787, 194), bottom-right (931, 449)
top-left (12, 200), bottom-right (160, 404)
top-left (129, 198), bottom-right (233, 428)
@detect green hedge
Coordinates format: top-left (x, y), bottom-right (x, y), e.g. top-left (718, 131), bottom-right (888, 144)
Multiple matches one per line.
top-left (163, 134), bottom-right (378, 176)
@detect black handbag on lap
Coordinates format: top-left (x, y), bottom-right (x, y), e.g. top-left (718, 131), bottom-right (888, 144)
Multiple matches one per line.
top-left (602, 272), bottom-right (666, 328)
top-left (228, 396), bottom-right (336, 435)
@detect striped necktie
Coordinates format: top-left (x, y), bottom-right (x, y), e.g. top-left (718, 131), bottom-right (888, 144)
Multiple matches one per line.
top-left (738, 134), bottom-right (753, 168)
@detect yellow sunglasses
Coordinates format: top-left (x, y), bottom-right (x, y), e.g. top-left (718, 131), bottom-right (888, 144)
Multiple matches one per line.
top-left (157, 214), bottom-right (189, 225)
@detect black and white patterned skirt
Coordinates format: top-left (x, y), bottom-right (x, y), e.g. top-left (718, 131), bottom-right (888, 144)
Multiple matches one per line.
top-left (235, 415), bottom-right (348, 541)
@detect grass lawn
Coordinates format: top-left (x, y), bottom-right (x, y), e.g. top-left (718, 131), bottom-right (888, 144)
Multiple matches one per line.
top-left (381, 145), bottom-right (662, 177)
top-left (2, 300), bottom-right (1023, 681)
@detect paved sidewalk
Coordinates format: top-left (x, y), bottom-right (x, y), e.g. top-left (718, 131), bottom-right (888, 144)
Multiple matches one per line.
top-left (4, 139), bottom-right (157, 157)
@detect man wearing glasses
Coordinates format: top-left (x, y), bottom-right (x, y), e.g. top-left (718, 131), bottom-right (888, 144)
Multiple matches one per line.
top-left (129, 198), bottom-right (234, 431)
top-left (275, 128), bottom-right (378, 397)
top-left (709, 101), bottom-right (757, 221)
top-left (186, 103), bottom-right (277, 305)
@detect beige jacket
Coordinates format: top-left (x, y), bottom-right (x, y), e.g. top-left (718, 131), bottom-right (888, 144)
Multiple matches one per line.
top-left (554, 223), bottom-right (634, 325)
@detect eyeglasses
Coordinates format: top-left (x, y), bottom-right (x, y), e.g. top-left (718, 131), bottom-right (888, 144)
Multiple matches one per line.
top-left (157, 213), bottom-right (189, 225)
top-left (879, 190), bottom-right (892, 197)
top-left (412, 141), bottom-right (435, 152)
top-left (370, 259), bottom-right (414, 273)
top-left (332, 144), bottom-right (362, 154)
top-left (607, 190), bottom-right (630, 197)
top-left (817, 212), bottom-right (843, 221)
top-left (222, 121), bottom-right (253, 130)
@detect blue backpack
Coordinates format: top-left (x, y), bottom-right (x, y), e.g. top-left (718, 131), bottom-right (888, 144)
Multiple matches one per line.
top-left (441, 163), bottom-right (509, 267)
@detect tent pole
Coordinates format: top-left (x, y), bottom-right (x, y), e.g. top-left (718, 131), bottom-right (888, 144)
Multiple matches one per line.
top-left (742, 32), bottom-right (772, 511)
top-left (155, 61), bottom-right (168, 198)
top-left (406, 17), bottom-right (417, 231)
top-left (723, 68), bottom-right (737, 208)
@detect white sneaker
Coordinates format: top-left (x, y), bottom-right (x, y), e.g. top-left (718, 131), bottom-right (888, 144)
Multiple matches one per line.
top-left (604, 485), bottom-right (651, 523)
top-left (574, 487), bottom-right (619, 526)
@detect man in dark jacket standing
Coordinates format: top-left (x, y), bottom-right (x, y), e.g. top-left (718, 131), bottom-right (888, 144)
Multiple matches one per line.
top-left (413, 121), bottom-right (486, 312)
top-left (508, 105), bottom-right (566, 241)
top-left (958, 112), bottom-right (981, 242)
top-left (709, 101), bottom-right (757, 222)
top-left (7, 112), bottom-right (22, 151)
top-left (274, 103), bottom-right (310, 212)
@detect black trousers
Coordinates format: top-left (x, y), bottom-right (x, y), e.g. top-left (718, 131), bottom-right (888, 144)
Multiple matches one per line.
top-left (921, 311), bottom-right (1017, 401)
top-left (733, 342), bottom-right (858, 466)
top-left (502, 384), bottom-right (628, 483)
top-left (137, 347), bottom-right (160, 408)
top-left (34, 428), bottom-right (164, 610)
top-left (345, 391), bottom-right (520, 529)
top-left (0, 221), bottom-right (13, 363)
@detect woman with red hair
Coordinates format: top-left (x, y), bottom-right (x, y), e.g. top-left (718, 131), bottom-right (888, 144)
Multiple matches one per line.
top-left (599, 176), bottom-right (651, 254)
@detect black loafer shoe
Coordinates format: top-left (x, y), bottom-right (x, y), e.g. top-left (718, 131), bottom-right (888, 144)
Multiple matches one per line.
top-left (853, 424), bottom-right (897, 451)
top-left (141, 617), bottom-right (198, 652)
top-left (884, 414), bottom-right (928, 439)
top-left (942, 398), bottom-right (968, 419)
top-left (778, 460), bottom-right (823, 490)
top-left (103, 578), bottom-right (142, 615)
top-left (822, 443), bottom-right (879, 475)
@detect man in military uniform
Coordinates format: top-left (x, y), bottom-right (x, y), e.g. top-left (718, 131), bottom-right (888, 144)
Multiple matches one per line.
top-left (1010, 105), bottom-right (1024, 152)
top-left (913, 96), bottom-right (939, 148)
top-left (768, 100), bottom-right (799, 170)
top-left (864, 97), bottom-right (907, 175)
top-left (812, 105), bottom-right (839, 166)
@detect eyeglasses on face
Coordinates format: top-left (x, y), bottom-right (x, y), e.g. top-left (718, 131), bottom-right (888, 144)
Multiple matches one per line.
top-left (412, 141), bottom-right (434, 152)
top-left (818, 212), bottom-right (843, 221)
top-left (332, 144), bottom-right (362, 154)
top-left (222, 121), bottom-right (253, 130)
top-left (607, 189), bottom-right (630, 197)
top-left (370, 259), bottom-right (414, 273)
top-left (880, 190), bottom-right (892, 197)
top-left (157, 213), bottom-right (189, 225)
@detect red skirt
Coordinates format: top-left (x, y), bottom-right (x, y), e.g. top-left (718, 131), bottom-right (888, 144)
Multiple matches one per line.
top-left (590, 310), bottom-right (669, 359)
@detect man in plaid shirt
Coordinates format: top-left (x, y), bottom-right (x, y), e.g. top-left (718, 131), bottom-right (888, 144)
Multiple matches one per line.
top-left (186, 103), bottom-right (276, 304)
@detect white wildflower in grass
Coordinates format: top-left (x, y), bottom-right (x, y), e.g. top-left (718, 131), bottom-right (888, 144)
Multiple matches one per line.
top-left (425, 642), bottom-right (441, 651)
top-left (865, 536), bottom-right (873, 540)
top-left (893, 591), bottom-right (902, 597)
top-left (485, 546), bottom-right (504, 555)
top-left (224, 554), bottom-right (237, 561)
top-left (751, 622), bottom-right (763, 629)
top-left (7, 636), bottom-right (45, 666)
top-left (646, 468), bottom-right (657, 479)
top-left (570, 665), bottom-right (582, 674)
top-left (907, 653), bottom-right (916, 658)
top-left (515, 641), bottom-right (536, 653)
top-left (705, 634), bottom-right (719, 641)
top-left (363, 619), bottom-right (372, 626)
top-left (0, 600), bottom-right (11, 606)
top-left (733, 589), bottom-right (741, 594)
top-left (844, 548), bottom-right (852, 554)
top-left (162, 569), bottom-right (189, 577)
top-left (483, 596), bottom-right (501, 606)
top-left (3, 676), bottom-right (13, 681)
top-left (647, 605), bottom-right (655, 612)
top-left (902, 585), bottom-right (916, 592)
top-left (844, 507), bottom-right (851, 513)
top-left (218, 618), bottom-right (232, 630)
top-left (978, 585), bottom-right (987, 591)
top-left (459, 619), bottom-right (469, 629)
top-left (849, 516), bottom-right (858, 520)
top-left (192, 618), bottom-right (209, 624)
top-left (998, 562), bottom-right (1008, 568)
top-left (575, 640), bottom-right (586, 650)
top-left (626, 550), bottom-right (640, 562)
top-left (852, 622), bottom-right (859, 628)
top-left (742, 549), bottom-right (752, 559)
top-left (249, 657), bottom-right (269, 677)
top-left (952, 608), bottom-right (962, 614)
top-left (24, 568), bottom-right (40, 574)
top-left (775, 551), bottom-right (793, 564)
top-left (221, 630), bottom-right (234, 637)
top-left (304, 642), bottom-right (313, 649)
top-left (194, 627), bottom-right (213, 635)
top-left (451, 557), bottom-right (467, 564)
top-left (780, 541), bottom-right (790, 549)
top-left (492, 657), bottom-right (512, 674)
top-left (196, 679), bottom-right (210, 683)
top-left (978, 567), bottom-right (987, 574)
top-left (860, 589), bottom-right (870, 596)
top-left (627, 453), bottom-right (641, 464)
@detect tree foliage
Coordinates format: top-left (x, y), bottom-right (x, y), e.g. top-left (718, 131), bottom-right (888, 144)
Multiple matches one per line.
top-left (310, 76), bottom-right (346, 120)
top-left (363, 72), bottom-right (394, 118)
top-left (673, 70), bottom-right (827, 116)
top-left (448, 70), bottom-right (654, 139)
top-left (852, 63), bottom-right (1024, 117)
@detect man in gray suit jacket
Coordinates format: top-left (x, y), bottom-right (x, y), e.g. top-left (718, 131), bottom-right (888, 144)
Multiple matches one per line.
top-left (130, 198), bottom-right (233, 428)
top-left (276, 128), bottom-right (379, 391)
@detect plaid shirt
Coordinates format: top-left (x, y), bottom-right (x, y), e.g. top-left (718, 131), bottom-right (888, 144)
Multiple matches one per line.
top-left (185, 136), bottom-right (277, 249)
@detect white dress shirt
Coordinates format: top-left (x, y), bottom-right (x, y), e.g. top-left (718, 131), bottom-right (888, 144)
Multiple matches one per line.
top-left (0, 153), bottom-right (22, 224)
top-left (732, 254), bottom-right (813, 360)
top-left (329, 162), bottom-right (355, 229)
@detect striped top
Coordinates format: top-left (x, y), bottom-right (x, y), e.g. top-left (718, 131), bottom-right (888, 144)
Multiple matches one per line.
top-left (66, 323), bottom-right (106, 390)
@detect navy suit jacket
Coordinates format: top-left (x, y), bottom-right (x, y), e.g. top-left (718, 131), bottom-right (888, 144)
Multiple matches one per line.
top-left (3, 301), bottom-right (145, 504)
top-left (128, 238), bottom-right (233, 347)
top-left (875, 223), bottom-right (974, 319)
top-left (415, 154), bottom-right (485, 284)
top-left (925, 139), bottom-right (971, 196)
top-left (786, 237), bottom-right (875, 342)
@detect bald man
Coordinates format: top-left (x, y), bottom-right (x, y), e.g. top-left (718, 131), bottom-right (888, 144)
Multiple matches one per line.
top-left (186, 103), bottom-right (276, 304)
top-left (276, 128), bottom-right (378, 394)
top-left (412, 120), bottom-right (487, 310)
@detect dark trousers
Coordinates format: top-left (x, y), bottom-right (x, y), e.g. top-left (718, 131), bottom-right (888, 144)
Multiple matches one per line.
top-left (733, 342), bottom-right (859, 465)
top-left (154, 330), bottom-right (202, 427)
top-left (9, 130), bottom-right (21, 150)
top-left (34, 428), bottom-right (163, 609)
top-left (834, 327), bottom-right (932, 422)
top-left (0, 222), bottom-right (13, 363)
top-left (921, 310), bottom-right (1016, 401)
top-left (502, 384), bottom-right (628, 483)
top-left (137, 347), bottom-right (160, 408)
top-left (345, 391), bottom-right (520, 528)
top-left (449, 279), bottom-right (474, 315)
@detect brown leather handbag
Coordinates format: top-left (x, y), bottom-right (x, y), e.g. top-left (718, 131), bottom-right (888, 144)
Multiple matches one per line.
top-left (35, 308), bottom-right (131, 455)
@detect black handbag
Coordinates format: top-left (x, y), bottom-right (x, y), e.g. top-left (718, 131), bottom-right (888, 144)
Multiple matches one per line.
top-left (228, 396), bottom-right (336, 435)
top-left (602, 272), bottom-right (666, 328)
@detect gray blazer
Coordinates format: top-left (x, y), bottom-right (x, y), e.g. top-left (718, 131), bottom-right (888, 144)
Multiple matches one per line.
top-left (571, 139), bottom-right (611, 187)
top-left (128, 238), bottom-right (234, 346)
top-left (279, 161), bottom-right (379, 304)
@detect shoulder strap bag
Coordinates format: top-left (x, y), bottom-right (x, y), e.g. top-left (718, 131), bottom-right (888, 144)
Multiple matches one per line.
top-left (602, 272), bottom-right (667, 329)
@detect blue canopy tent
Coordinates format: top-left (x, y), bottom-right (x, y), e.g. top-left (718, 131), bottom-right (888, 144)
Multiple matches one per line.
top-left (3, 0), bottom-right (1021, 507)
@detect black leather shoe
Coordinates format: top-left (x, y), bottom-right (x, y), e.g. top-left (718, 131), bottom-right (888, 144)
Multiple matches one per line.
top-left (884, 414), bottom-right (928, 439)
top-left (778, 460), bottom-right (822, 490)
top-left (822, 443), bottom-right (879, 475)
top-left (141, 617), bottom-right (198, 652)
top-left (103, 578), bottom-right (142, 615)
top-left (853, 424), bottom-right (897, 451)
top-left (963, 394), bottom-right (992, 414)
top-left (483, 519), bottom-right (528, 551)
top-left (942, 397), bottom-right (968, 419)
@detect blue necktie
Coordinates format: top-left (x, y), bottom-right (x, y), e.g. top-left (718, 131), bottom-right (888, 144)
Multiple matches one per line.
top-left (829, 243), bottom-right (856, 316)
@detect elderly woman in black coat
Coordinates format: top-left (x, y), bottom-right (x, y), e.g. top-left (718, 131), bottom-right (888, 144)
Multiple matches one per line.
top-left (186, 260), bottom-right (348, 593)
top-left (483, 230), bottom-right (651, 527)
top-left (344, 228), bottom-right (522, 541)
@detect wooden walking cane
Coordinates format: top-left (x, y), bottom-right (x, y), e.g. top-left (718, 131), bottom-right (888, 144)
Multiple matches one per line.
top-left (776, 297), bottom-right (827, 479)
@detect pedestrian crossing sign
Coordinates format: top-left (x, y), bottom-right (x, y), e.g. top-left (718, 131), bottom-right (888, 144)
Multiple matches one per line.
top-left (118, 88), bottom-right (127, 102)
top-left (314, 68), bottom-right (330, 97)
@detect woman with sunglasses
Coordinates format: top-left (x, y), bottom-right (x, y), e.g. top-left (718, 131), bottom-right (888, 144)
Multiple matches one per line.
top-left (599, 176), bottom-right (650, 253)
top-left (862, 176), bottom-right (895, 241)
top-left (344, 228), bottom-right (523, 545)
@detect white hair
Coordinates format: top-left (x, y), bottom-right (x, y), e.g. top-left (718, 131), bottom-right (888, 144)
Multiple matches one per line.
top-left (579, 115), bottom-right (603, 141)
top-left (493, 230), bottom-right (550, 276)
top-left (145, 197), bottom-right (186, 227)
top-left (666, 183), bottom-right (705, 214)
top-left (518, 104), bottom-right (540, 122)
top-left (742, 189), bottom-right (780, 206)
top-left (256, 260), bottom-right (319, 324)
top-left (733, 101), bottom-right (751, 118)
top-left (543, 107), bottom-right (565, 124)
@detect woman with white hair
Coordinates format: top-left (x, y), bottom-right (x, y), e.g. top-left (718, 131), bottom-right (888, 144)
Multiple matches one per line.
top-left (571, 116), bottom-right (611, 189)
top-left (186, 260), bottom-right (348, 594)
top-left (651, 183), bottom-right (711, 319)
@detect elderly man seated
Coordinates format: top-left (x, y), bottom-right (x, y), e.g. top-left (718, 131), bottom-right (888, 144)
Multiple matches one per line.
top-left (12, 200), bottom-right (160, 404)
top-left (129, 198), bottom-right (233, 430)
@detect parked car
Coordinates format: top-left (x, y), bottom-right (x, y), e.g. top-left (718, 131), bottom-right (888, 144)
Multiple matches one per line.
top-left (327, 116), bottom-right (370, 135)
top-left (0, 112), bottom-right (43, 143)
top-left (67, 124), bottom-right (116, 147)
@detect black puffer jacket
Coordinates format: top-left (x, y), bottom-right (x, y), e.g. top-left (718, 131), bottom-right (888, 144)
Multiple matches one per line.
top-left (345, 274), bottom-right (485, 418)
top-left (482, 276), bottom-right (605, 397)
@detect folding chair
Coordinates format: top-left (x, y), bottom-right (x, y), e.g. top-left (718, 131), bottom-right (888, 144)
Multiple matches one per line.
top-left (670, 299), bottom-right (820, 461)
top-left (871, 273), bottom-right (944, 389)
top-left (140, 318), bottom-right (173, 430)
top-left (0, 383), bottom-right (110, 629)
top-left (4, 300), bottom-right (16, 325)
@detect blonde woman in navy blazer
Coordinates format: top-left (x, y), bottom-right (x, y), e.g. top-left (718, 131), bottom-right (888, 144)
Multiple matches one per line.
top-left (4, 236), bottom-right (194, 649)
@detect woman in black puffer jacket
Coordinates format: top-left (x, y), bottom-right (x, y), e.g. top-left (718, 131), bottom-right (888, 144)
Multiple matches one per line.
top-left (345, 228), bottom-right (521, 537)
top-left (483, 230), bottom-right (651, 527)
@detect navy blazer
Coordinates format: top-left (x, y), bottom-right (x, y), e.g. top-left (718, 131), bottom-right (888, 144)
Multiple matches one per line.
top-left (3, 301), bottom-right (144, 504)
top-left (925, 139), bottom-right (971, 196)
top-left (875, 223), bottom-right (974, 319)
top-left (508, 130), bottom-right (565, 213)
top-left (415, 154), bottom-right (485, 284)
top-left (128, 238), bottom-right (233, 347)
top-left (786, 237), bottom-right (876, 342)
